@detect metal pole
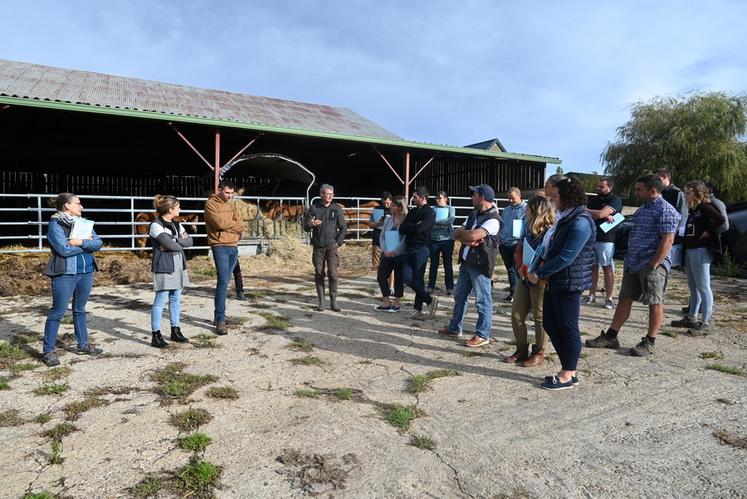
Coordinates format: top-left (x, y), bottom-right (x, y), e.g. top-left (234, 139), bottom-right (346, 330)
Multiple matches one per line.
top-left (214, 129), bottom-right (221, 194)
top-left (404, 151), bottom-right (411, 200)
top-left (356, 197), bottom-right (361, 240)
top-left (130, 197), bottom-right (135, 250)
top-left (36, 195), bottom-right (42, 249)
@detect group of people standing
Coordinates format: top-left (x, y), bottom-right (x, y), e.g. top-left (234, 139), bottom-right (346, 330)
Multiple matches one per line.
top-left (40, 172), bottom-right (730, 392)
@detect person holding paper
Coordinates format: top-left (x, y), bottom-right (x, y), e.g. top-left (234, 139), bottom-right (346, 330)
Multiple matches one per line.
top-left (497, 187), bottom-right (526, 302)
top-left (586, 174), bottom-right (680, 357)
top-left (148, 195), bottom-right (193, 348)
top-left (505, 196), bottom-right (555, 367)
top-left (669, 181), bottom-right (725, 334)
top-left (369, 191), bottom-right (392, 271)
top-left (584, 177), bottom-right (623, 309)
top-left (437, 184), bottom-right (500, 347)
top-left (527, 177), bottom-right (595, 389)
top-left (427, 191), bottom-right (455, 295)
top-left (375, 196), bottom-right (408, 312)
top-left (41, 193), bottom-right (103, 367)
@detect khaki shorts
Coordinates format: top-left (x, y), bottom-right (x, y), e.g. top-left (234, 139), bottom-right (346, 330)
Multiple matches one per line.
top-left (619, 265), bottom-right (668, 305)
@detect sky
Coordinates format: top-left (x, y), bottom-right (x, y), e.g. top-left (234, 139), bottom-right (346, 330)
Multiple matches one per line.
top-left (1, 0), bottom-right (746, 173)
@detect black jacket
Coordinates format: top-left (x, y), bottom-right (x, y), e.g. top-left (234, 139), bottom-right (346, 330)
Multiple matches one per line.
top-left (303, 200), bottom-right (347, 247)
top-left (399, 205), bottom-right (435, 248)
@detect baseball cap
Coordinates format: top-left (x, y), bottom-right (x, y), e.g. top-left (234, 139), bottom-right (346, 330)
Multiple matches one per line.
top-left (469, 184), bottom-right (495, 200)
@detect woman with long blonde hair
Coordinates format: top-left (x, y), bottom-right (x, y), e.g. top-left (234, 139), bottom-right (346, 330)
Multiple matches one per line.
top-left (505, 195), bottom-right (556, 367)
top-left (376, 195), bottom-right (408, 312)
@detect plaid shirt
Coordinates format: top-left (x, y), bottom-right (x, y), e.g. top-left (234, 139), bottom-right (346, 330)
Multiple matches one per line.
top-left (625, 195), bottom-right (681, 272)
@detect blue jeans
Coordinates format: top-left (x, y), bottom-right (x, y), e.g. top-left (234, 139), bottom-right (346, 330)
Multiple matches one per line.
top-left (212, 245), bottom-right (238, 322)
top-left (499, 243), bottom-right (519, 295)
top-left (151, 289), bottom-right (182, 331)
top-left (403, 245), bottom-right (432, 311)
top-left (43, 272), bottom-right (94, 354)
top-left (448, 266), bottom-right (493, 339)
top-left (427, 239), bottom-right (455, 291)
top-left (685, 246), bottom-right (714, 322)
top-left (543, 290), bottom-right (582, 371)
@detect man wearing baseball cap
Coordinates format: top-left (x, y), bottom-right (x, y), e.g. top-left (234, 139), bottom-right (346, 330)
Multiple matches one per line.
top-left (438, 184), bottom-right (501, 347)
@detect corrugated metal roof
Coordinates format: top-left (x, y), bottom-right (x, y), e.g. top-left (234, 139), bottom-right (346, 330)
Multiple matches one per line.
top-left (0, 59), bottom-right (401, 140)
top-left (0, 59), bottom-right (561, 164)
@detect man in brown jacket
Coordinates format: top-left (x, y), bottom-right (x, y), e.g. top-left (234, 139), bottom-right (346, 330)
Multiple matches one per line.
top-left (204, 180), bottom-right (244, 335)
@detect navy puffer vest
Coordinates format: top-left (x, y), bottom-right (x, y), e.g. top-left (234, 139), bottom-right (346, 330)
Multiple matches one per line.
top-left (545, 205), bottom-right (596, 292)
top-left (459, 206), bottom-right (501, 278)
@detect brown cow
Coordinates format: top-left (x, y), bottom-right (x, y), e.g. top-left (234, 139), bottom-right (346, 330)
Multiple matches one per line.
top-left (338, 200), bottom-right (380, 232)
top-left (134, 212), bottom-right (199, 252)
top-left (259, 200), bottom-right (305, 221)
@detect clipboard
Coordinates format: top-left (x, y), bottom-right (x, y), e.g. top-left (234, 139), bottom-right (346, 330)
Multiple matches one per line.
top-left (384, 231), bottom-right (401, 252)
top-left (512, 219), bottom-right (524, 238)
top-left (522, 238), bottom-right (535, 267)
top-left (600, 213), bottom-right (625, 233)
top-left (372, 208), bottom-right (385, 221)
top-left (527, 243), bottom-right (544, 274)
top-left (434, 207), bottom-right (449, 222)
top-left (70, 217), bottom-right (94, 240)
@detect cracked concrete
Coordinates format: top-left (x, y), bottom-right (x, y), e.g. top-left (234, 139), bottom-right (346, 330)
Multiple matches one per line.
top-left (1, 260), bottom-right (746, 497)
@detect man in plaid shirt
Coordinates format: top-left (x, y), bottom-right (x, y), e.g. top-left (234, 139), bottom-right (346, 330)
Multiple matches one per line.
top-left (586, 174), bottom-right (681, 356)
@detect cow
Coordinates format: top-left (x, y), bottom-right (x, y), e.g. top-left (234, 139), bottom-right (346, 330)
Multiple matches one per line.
top-left (134, 212), bottom-right (200, 253)
top-left (259, 200), bottom-right (305, 222)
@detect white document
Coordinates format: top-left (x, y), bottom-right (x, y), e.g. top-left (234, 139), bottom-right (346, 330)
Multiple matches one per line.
top-left (70, 217), bottom-right (94, 240)
top-left (372, 208), bottom-right (385, 221)
top-left (384, 231), bottom-right (401, 252)
top-left (670, 244), bottom-right (683, 267)
top-left (434, 207), bottom-right (449, 222)
top-left (600, 213), bottom-right (625, 233)
top-left (512, 219), bottom-right (524, 238)
top-left (522, 238), bottom-right (535, 267)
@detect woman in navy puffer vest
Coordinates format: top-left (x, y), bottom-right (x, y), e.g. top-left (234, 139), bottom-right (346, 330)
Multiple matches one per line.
top-left (528, 177), bottom-right (595, 390)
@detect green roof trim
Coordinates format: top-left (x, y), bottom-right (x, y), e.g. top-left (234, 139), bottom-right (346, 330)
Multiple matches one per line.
top-left (0, 95), bottom-right (561, 164)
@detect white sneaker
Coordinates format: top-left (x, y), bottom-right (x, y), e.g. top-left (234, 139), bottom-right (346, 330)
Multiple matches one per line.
top-left (604, 298), bottom-right (614, 309)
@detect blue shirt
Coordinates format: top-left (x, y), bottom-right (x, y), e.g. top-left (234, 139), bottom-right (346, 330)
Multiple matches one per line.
top-left (498, 201), bottom-right (527, 246)
top-left (624, 195), bottom-right (681, 272)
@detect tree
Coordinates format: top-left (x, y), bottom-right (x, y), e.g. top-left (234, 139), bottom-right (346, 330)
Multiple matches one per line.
top-left (602, 92), bottom-right (747, 203)
top-left (555, 166), bottom-right (564, 175)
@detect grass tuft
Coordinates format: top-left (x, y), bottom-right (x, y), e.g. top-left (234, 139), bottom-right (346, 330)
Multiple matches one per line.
top-left (22, 492), bottom-right (55, 499)
top-left (206, 386), bottom-right (239, 400)
top-left (700, 351), bottom-right (723, 360)
top-left (42, 422), bottom-right (78, 442)
top-left (379, 404), bottom-right (418, 430)
top-left (193, 334), bottom-right (218, 349)
top-left (408, 369), bottom-right (460, 393)
top-left (178, 432), bottom-right (212, 453)
top-left (409, 434), bottom-right (437, 450)
top-left (706, 364), bottom-right (744, 376)
top-left (294, 388), bottom-right (319, 398)
top-left (34, 413), bottom-right (52, 424)
top-left (151, 363), bottom-right (218, 402)
top-left (43, 366), bottom-right (71, 381)
top-left (173, 458), bottom-right (222, 495)
top-left (0, 377), bottom-right (9, 390)
top-left (0, 409), bottom-right (24, 427)
top-left (49, 440), bottom-right (64, 465)
top-left (34, 383), bottom-right (69, 395)
top-left (170, 408), bottom-right (212, 432)
top-left (289, 356), bottom-right (326, 367)
top-left (10, 362), bottom-right (36, 375)
top-left (63, 397), bottom-right (108, 420)
top-left (0, 340), bottom-right (29, 369)
top-left (258, 311), bottom-right (290, 330)
top-left (132, 474), bottom-right (162, 498)
top-left (289, 337), bottom-right (314, 352)
top-left (336, 388), bottom-right (354, 400)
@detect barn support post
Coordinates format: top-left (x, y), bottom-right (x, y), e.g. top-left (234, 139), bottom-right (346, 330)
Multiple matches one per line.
top-left (214, 129), bottom-right (221, 193)
top-left (169, 123), bottom-right (214, 171)
top-left (404, 151), bottom-right (411, 200)
top-left (373, 146), bottom-right (405, 185)
top-left (408, 155), bottom-right (435, 186)
top-left (130, 197), bottom-right (135, 249)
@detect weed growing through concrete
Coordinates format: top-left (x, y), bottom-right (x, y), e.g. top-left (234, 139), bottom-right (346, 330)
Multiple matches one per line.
top-left (0, 377), bottom-right (9, 390)
top-left (132, 474), bottom-right (162, 498)
top-left (151, 363), bottom-right (218, 402)
top-left (207, 386), bottom-right (239, 400)
top-left (0, 409), bottom-right (24, 427)
top-left (63, 397), bottom-right (108, 421)
top-left (42, 422), bottom-right (78, 441)
top-left (193, 334), bottom-right (218, 349)
top-left (170, 408), bottom-right (212, 432)
top-left (60, 315), bottom-right (73, 325)
top-left (43, 366), bottom-right (71, 381)
top-left (290, 356), bottom-right (325, 367)
top-left (336, 388), bottom-right (354, 400)
top-left (700, 351), bottom-right (723, 360)
top-left (0, 340), bottom-right (29, 369)
top-left (408, 369), bottom-right (460, 393)
top-left (49, 440), bottom-right (64, 465)
top-left (379, 404), bottom-right (418, 431)
top-left (258, 312), bottom-right (290, 330)
top-left (409, 434), bottom-right (437, 450)
top-left (706, 364), bottom-right (744, 376)
top-left (9, 362), bottom-right (36, 376)
top-left (22, 492), bottom-right (55, 499)
top-left (34, 413), bottom-right (51, 424)
top-left (172, 458), bottom-right (222, 496)
top-left (294, 388), bottom-right (319, 398)
top-left (34, 383), bottom-right (69, 396)
top-left (178, 432), bottom-right (212, 453)
top-left (289, 337), bottom-right (314, 352)
top-left (462, 350), bottom-right (483, 357)
top-left (661, 330), bottom-right (679, 338)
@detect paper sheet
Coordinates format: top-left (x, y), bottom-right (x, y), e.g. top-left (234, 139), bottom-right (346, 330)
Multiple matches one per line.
top-left (372, 208), bottom-right (385, 221)
top-left (512, 219), bottom-right (524, 238)
top-left (434, 207), bottom-right (449, 222)
top-left (70, 217), bottom-right (94, 240)
top-left (527, 243), bottom-right (544, 274)
top-left (384, 231), bottom-right (401, 252)
top-left (670, 244), bottom-right (683, 268)
top-left (522, 238), bottom-right (535, 266)
top-left (600, 212), bottom-right (625, 233)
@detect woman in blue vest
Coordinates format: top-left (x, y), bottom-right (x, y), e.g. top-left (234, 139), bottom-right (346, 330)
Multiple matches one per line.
top-left (42, 193), bottom-right (103, 367)
top-left (427, 191), bottom-right (456, 295)
top-left (149, 195), bottom-right (193, 348)
top-left (528, 177), bottom-right (595, 390)
top-left (375, 195), bottom-right (408, 312)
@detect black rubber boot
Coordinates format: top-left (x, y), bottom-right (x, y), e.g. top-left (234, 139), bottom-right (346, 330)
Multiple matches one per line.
top-left (315, 282), bottom-right (326, 312)
top-left (151, 331), bottom-right (168, 349)
top-left (329, 279), bottom-right (341, 312)
top-left (170, 326), bottom-right (189, 343)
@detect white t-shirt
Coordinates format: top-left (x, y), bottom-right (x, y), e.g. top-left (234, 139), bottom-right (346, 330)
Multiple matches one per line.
top-left (460, 217), bottom-right (500, 261)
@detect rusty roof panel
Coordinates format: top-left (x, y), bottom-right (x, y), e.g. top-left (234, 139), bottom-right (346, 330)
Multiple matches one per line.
top-left (0, 59), bottom-right (401, 139)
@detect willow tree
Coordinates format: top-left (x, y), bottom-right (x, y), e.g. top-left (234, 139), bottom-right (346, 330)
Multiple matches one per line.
top-left (602, 92), bottom-right (747, 203)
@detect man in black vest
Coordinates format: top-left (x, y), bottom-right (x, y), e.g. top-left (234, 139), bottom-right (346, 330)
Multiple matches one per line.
top-left (400, 186), bottom-right (438, 319)
top-left (438, 184), bottom-right (501, 348)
